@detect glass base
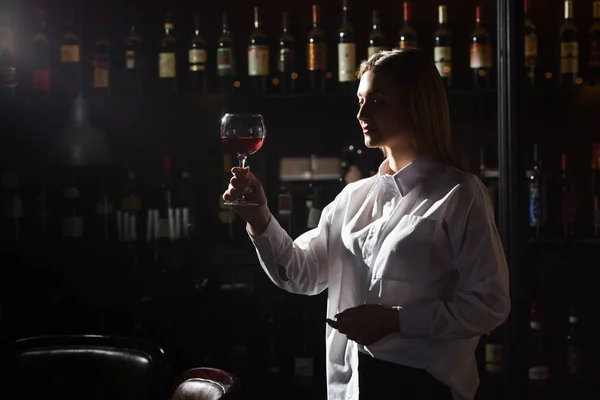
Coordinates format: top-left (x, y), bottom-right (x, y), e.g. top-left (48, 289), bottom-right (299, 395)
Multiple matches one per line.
top-left (224, 200), bottom-right (258, 207)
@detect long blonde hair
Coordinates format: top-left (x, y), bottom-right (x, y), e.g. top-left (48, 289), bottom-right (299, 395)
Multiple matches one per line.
top-left (357, 49), bottom-right (462, 170)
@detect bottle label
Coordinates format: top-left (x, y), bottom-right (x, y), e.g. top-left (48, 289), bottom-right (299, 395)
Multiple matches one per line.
top-left (278, 48), bottom-right (295, 73)
top-left (434, 46), bottom-right (452, 77)
top-left (62, 216), bottom-right (83, 238)
top-left (589, 40), bottom-right (600, 68)
top-left (217, 48), bottom-right (233, 74)
top-left (470, 43), bottom-right (493, 68)
top-left (158, 52), bottom-right (176, 78)
top-left (93, 54), bottom-right (110, 88)
top-left (528, 365), bottom-right (549, 381)
top-left (399, 41), bottom-right (418, 49)
top-left (248, 45), bottom-right (269, 76)
top-left (121, 196), bottom-right (141, 213)
top-left (528, 183), bottom-right (542, 227)
top-left (485, 343), bottom-right (502, 373)
top-left (560, 42), bottom-right (578, 74)
top-left (32, 69), bottom-right (51, 91)
top-left (367, 46), bottom-right (386, 59)
top-left (61, 45), bottom-right (80, 63)
top-left (307, 43), bottom-right (327, 71)
top-left (126, 50), bottom-right (135, 69)
top-left (567, 345), bottom-right (581, 375)
top-left (525, 35), bottom-right (538, 67)
top-left (561, 193), bottom-right (577, 224)
top-left (338, 43), bottom-right (356, 82)
top-left (189, 49), bottom-right (207, 71)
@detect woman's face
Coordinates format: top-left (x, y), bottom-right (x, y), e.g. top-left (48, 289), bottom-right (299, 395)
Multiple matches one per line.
top-left (356, 70), bottom-right (413, 152)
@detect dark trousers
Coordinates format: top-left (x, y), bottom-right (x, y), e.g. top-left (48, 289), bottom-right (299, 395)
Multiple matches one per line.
top-left (358, 351), bottom-right (454, 400)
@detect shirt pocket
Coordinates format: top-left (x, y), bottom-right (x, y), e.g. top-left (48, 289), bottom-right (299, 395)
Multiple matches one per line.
top-left (377, 214), bottom-right (437, 284)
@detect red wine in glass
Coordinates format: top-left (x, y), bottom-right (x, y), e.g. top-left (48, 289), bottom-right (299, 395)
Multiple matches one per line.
top-left (221, 136), bottom-right (264, 156)
top-left (220, 113), bottom-right (267, 206)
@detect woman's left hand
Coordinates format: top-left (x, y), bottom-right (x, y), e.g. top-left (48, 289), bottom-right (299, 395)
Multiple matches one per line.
top-left (326, 304), bottom-right (400, 346)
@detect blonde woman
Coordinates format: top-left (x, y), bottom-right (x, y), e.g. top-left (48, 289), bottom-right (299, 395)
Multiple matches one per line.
top-left (223, 49), bottom-right (510, 400)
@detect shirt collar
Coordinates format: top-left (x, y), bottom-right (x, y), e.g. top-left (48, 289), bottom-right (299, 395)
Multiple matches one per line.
top-left (377, 156), bottom-right (438, 196)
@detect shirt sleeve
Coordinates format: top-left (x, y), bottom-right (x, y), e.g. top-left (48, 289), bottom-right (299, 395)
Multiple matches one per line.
top-left (247, 195), bottom-right (339, 296)
top-left (398, 175), bottom-right (510, 339)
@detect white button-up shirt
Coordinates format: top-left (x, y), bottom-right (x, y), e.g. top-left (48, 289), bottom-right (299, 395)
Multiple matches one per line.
top-left (248, 156), bottom-right (510, 400)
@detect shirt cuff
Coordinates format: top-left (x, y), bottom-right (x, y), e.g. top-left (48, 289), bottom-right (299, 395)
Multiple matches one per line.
top-left (246, 213), bottom-right (280, 240)
top-left (397, 303), bottom-right (431, 338)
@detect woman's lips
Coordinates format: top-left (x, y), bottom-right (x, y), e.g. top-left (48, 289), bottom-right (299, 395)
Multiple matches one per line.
top-left (362, 128), bottom-right (378, 134)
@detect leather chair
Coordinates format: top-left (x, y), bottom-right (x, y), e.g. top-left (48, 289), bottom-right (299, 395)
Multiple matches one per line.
top-left (6, 334), bottom-right (167, 400)
top-left (170, 367), bottom-right (241, 400)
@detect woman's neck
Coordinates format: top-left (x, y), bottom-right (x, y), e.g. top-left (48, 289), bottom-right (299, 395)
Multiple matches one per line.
top-left (385, 148), bottom-right (419, 174)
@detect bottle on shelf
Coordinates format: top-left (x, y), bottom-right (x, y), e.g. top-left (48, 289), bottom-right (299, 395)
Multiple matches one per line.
top-left (367, 9), bottom-right (386, 59)
top-left (470, 5), bottom-right (493, 89)
top-left (216, 13), bottom-right (236, 93)
top-left (528, 302), bottom-right (549, 393)
top-left (528, 143), bottom-right (545, 237)
top-left (338, 0), bottom-right (356, 93)
top-left (62, 184), bottom-right (84, 241)
top-left (30, 8), bottom-right (51, 97)
top-left (158, 12), bottom-right (177, 94)
top-left (524, 0), bottom-right (537, 87)
top-left (278, 12), bottom-right (296, 93)
top-left (559, 0), bottom-right (579, 86)
top-left (592, 143), bottom-right (600, 237)
top-left (248, 6), bottom-right (269, 94)
top-left (189, 14), bottom-right (207, 94)
top-left (560, 153), bottom-right (577, 237)
top-left (590, 1), bottom-right (600, 85)
top-left (124, 12), bottom-right (144, 95)
top-left (92, 26), bottom-right (111, 97)
top-left (433, 5), bottom-right (451, 88)
top-left (398, 1), bottom-right (417, 49)
top-left (307, 4), bottom-right (327, 93)
top-left (117, 169), bottom-right (141, 243)
top-left (59, 8), bottom-right (81, 97)
top-left (92, 174), bottom-right (115, 243)
top-left (565, 307), bottom-right (582, 388)
top-left (0, 11), bottom-right (18, 100)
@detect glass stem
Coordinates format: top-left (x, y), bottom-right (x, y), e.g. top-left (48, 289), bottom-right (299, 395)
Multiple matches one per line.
top-left (238, 155), bottom-right (248, 201)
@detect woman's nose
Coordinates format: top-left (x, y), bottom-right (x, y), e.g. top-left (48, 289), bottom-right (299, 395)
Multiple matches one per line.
top-left (357, 104), bottom-right (369, 122)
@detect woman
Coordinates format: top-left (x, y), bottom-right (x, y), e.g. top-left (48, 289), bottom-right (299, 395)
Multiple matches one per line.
top-left (223, 49), bottom-right (510, 400)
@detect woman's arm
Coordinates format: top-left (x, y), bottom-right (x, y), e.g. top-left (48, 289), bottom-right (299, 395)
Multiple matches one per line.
top-left (247, 195), bottom-right (339, 296)
top-left (397, 176), bottom-right (510, 339)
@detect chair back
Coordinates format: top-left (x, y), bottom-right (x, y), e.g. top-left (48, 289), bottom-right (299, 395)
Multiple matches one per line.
top-left (7, 334), bottom-right (167, 400)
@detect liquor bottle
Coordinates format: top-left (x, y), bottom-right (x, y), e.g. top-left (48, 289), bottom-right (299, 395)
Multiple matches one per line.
top-left (434, 5), bottom-right (452, 88)
top-left (398, 1), bottom-right (418, 49)
top-left (484, 328), bottom-right (503, 395)
top-left (1, 172), bottom-right (22, 244)
top-left (592, 143), bottom-right (600, 236)
top-left (524, 0), bottom-right (537, 87)
top-left (528, 143), bottom-right (545, 237)
top-left (248, 6), bottom-right (269, 94)
top-left (216, 13), bottom-right (236, 92)
top-left (93, 174), bottom-right (115, 243)
top-left (31, 8), bottom-right (51, 96)
top-left (118, 169), bottom-right (141, 243)
top-left (158, 155), bottom-right (174, 242)
top-left (565, 308), bottom-right (582, 388)
top-left (368, 10), bottom-right (386, 59)
top-left (590, 1), bottom-right (600, 85)
top-left (470, 5), bottom-right (493, 89)
top-left (59, 8), bottom-right (81, 97)
top-left (124, 14), bottom-right (144, 95)
top-left (559, 0), bottom-right (578, 86)
top-left (62, 185), bottom-right (84, 241)
top-left (278, 12), bottom-right (296, 93)
top-left (0, 11), bottom-right (18, 100)
top-left (528, 302), bottom-right (549, 392)
top-left (92, 27), bottom-right (111, 97)
top-left (158, 12), bottom-right (177, 94)
top-left (307, 5), bottom-right (327, 93)
top-left (189, 14), bottom-right (207, 94)
top-left (338, 0), bottom-right (356, 93)
top-left (179, 166), bottom-right (195, 240)
top-left (560, 153), bottom-right (577, 237)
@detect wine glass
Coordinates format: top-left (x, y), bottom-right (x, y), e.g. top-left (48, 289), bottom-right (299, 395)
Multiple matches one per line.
top-left (221, 113), bottom-right (266, 206)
